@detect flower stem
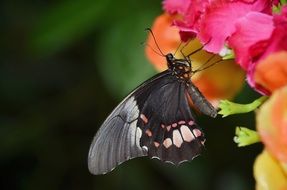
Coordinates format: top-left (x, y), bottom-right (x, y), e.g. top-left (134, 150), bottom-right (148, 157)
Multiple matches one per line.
top-left (234, 127), bottom-right (260, 147)
top-left (218, 96), bottom-right (268, 117)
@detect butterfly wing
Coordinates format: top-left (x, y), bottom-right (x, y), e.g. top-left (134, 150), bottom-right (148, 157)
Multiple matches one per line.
top-left (88, 71), bottom-right (171, 175)
top-left (88, 70), bottom-right (208, 175)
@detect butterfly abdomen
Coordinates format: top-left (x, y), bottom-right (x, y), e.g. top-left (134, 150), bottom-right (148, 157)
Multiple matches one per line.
top-left (187, 82), bottom-right (217, 118)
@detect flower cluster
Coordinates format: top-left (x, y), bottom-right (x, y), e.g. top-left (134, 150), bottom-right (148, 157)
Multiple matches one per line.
top-left (163, 0), bottom-right (287, 95)
top-left (146, 0), bottom-right (287, 189)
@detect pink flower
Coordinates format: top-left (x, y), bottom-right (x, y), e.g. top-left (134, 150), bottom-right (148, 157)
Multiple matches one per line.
top-left (230, 6), bottom-right (287, 71)
top-left (198, 0), bottom-right (272, 53)
top-left (163, 0), bottom-right (209, 41)
top-left (162, 0), bottom-right (286, 94)
top-left (244, 6), bottom-right (287, 94)
top-left (163, 0), bottom-right (272, 53)
top-left (259, 6), bottom-right (287, 58)
top-left (228, 12), bottom-right (274, 70)
top-left (219, 5), bottom-right (287, 95)
top-left (162, 0), bottom-right (191, 15)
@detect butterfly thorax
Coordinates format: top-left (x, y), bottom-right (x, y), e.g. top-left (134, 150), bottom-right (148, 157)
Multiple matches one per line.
top-left (166, 53), bottom-right (192, 82)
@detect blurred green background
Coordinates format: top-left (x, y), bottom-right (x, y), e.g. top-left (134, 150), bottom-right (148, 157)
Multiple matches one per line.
top-left (1, 0), bottom-right (262, 189)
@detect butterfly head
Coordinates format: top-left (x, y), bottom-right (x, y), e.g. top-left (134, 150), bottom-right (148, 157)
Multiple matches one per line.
top-left (166, 53), bottom-right (192, 81)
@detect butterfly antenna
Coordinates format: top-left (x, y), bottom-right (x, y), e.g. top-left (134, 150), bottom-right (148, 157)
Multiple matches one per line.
top-left (184, 38), bottom-right (212, 58)
top-left (193, 54), bottom-right (216, 72)
top-left (193, 56), bottom-right (224, 74)
top-left (173, 42), bottom-right (183, 56)
top-left (141, 41), bottom-right (164, 57)
top-left (145, 28), bottom-right (165, 56)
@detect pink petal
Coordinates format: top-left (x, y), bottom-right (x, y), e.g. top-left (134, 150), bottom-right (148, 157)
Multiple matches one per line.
top-left (262, 6), bottom-right (287, 56)
top-left (183, 0), bottom-right (209, 25)
top-left (162, 0), bottom-right (191, 15)
top-left (169, 0), bottom-right (209, 41)
top-left (198, 0), bottom-right (272, 53)
top-left (247, 6), bottom-right (287, 94)
top-left (228, 12), bottom-right (274, 70)
top-left (173, 20), bottom-right (197, 41)
top-left (248, 7), bottom-right (287, 72)
top-left (273, 0), bottom-right (280, 6)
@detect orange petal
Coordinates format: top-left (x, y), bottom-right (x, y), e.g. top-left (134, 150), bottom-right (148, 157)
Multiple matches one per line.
top-left (254, 150), bottom-right (287, 190)
top-left (257, 85), bottom-right (287, 163)
top-left (193, 58), bottom-right (245, 101)
top-left (254, 51), bottom-right (287, 93)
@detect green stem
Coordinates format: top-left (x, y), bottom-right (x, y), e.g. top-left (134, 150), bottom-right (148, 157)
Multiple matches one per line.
top-left (234, 127), bottom-right (261, 147)
top-left (218, 96), bottom-right (268, 117)
top-left (238, 96), bottom-right (268, 112)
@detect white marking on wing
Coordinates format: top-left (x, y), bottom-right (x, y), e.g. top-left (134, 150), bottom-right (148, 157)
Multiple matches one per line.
top-left (180, 125), bottom-right (195, 142)
top-left (173, 129), bottom-right (183, 148)
top-left (163, 138), bottom-right (172, 148)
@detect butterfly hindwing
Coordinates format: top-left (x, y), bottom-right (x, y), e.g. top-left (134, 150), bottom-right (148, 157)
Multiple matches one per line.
top-left (137, 79), bottom-right (205, 165)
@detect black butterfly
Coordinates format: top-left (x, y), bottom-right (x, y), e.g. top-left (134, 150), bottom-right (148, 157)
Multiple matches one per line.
top-left (88, 39), bottom-right (218, 175)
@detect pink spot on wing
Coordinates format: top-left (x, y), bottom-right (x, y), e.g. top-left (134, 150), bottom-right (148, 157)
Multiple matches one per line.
top-left (193, 129), bottom-right (202, 138)
top-left (161, 124), bottom-right (165, 128)
top-left (166, 126), bottom-right (171, 131)
top-left (154, 142), bottom-right (160, 147)
top-left (172, 123), bottom-right (177, 128)
top-left (163, 138), bottom-right (172, 148)
top-left (145, 129), bottom-right (152, 137)
top-left (188, 120), bottom-right (194, 126)
top-left (140, 114), bottom-right (148, 124)
top-left (178, 120), bottom-right (186, 125)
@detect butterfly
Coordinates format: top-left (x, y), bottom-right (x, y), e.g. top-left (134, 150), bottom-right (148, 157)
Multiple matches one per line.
top-left (88, 34), bottom-right (218, 175)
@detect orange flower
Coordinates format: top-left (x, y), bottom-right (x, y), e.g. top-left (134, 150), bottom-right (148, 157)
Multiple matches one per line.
top-left (254, 51), bottom-right (287, 93)
top-left (257, 85), bottom-right (287, 164)
top-left (145, 13), bottom-right (245, 102)
top-left (254, 150), bottom-right (287, 190)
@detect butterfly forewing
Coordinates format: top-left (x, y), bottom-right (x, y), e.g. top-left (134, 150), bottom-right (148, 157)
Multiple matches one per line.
top-left (88, 71), bottom-right (172, 174)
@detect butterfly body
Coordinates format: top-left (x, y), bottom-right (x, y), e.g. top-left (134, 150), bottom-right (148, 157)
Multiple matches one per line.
top-left (88, 53), bottom-right (217, 175)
